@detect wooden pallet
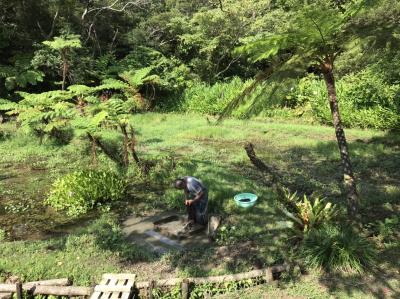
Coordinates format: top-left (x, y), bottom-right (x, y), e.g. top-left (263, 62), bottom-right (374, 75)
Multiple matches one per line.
top-left (90, 274), bottom-right (136, 299)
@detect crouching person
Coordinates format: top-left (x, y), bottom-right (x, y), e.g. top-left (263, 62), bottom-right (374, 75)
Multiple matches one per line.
top-left (174, 176), bottom-right (208, 225)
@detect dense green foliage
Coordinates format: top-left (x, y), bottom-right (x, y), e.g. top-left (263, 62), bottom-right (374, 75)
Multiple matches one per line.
top-left (1, 0), bottom-right (400, 294)
top-left (46, 170), bottom-right (126, 217)
top-left (0, 0), bottom-right (399, 129)
top-left (300, 224), bottom-right (376, 273)
top-left (278, 189), bottom-right (338, 234)
top-left (293, 73), bottom-right (400, 130)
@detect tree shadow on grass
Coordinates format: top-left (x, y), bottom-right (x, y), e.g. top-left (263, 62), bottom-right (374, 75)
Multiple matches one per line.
top-left (246, 131), bottom-right (400, 220)
top-left (158, 157), bottom-right (291, 277)
top-left (240, 131), bottom-right (400, 298)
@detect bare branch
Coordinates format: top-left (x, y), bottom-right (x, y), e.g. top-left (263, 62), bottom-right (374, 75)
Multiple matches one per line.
top-left (214, 54), bottom-right (241, 78)
top-left (82, 0), bottom-right (148, 20)
top-left (37, 10), bottom-right (59, 39)
top-left (110, 28), bottom-right (119, 50)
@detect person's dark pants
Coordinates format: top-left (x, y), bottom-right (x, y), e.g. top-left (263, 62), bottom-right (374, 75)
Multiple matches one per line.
top-left (187, 190), bottom-right (208, 225)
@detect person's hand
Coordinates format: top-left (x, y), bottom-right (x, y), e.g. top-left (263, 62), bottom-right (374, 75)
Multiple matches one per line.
top-left (185, 199), bottom-right (194, 206)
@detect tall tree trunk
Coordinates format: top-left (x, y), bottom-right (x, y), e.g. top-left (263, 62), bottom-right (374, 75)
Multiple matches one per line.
top-left (127, 126), bottom-right (140, 165)
top-left (91, 137), bottom-right (97, 166)
top-left (119, 124), bottom-right (130, 167)
top-left (321, 60), bottom-right (359, 218)
top-left (61, 50), bottom-right (68, 91)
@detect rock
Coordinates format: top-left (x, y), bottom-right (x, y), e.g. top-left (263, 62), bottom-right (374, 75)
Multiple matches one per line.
top-left (207, 215), bottom-right (221, 239)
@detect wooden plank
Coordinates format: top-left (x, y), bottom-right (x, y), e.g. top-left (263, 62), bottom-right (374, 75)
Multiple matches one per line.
top-left (102, 278), bottom-right (117, 299)
top-left (120, 278), bottom-right (135, 299)
top-left (94, 285), bottom-right (132, 293)
top-left (102, 274), bottom-right (136, 281)
top-left (110, 279), bottom-right (125, 299)
top-left (90, 278), bottom-right (109, 299)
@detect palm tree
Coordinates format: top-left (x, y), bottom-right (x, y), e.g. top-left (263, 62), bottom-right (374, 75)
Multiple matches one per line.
top-left (223, 1), bottom-right (368, 217)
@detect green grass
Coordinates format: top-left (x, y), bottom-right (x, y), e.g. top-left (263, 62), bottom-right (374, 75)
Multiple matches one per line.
top-left (0, 113), bottom-right (399, 297)
top-left (0, 213), bottom-right (152, 285)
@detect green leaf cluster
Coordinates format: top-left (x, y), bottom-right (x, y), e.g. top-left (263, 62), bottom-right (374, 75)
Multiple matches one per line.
top-left (279, 188), bottom-right (338, 234)
top-left (46, 170), bottom-right (126, 217)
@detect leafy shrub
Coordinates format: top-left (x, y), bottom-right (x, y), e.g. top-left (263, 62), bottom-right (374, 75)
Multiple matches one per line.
top-left (46, 170), bottom-right (126, 217)
top-left (278, 188), bottom-right (338, 234)
top-left (0, 229), bottom-right (5, 242)
top-left (299, 224), bottom-right (376, 273)
top-left (369, 215), bottom-right (400, 244)
top-left (181, 77), bottom-right (253, 116)
top-left (294, 72), bottom-right (400, 130)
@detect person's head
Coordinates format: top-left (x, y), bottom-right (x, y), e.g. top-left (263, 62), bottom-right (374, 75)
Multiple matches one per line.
top-left (174, 178), bottom-right (185, 189)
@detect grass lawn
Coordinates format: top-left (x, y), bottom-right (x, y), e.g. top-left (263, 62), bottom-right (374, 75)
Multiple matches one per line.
top-left (0, 113), bottom-right (399, 298)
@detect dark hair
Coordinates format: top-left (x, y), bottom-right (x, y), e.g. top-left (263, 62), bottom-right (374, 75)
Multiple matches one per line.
top-left (174, 178), bottom-right (185, 188)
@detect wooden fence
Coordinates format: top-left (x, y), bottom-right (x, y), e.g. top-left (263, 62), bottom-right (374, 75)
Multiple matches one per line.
top-left (0, 264), bottom-right (288, 299)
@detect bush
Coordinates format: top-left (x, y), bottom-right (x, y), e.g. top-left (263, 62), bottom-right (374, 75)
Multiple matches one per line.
top-left (294, 72), bottom-right (400, 130)
top-left (278, 188), bottom-right (338, 235)
top-left (181, 77), bottom-right (253, 116)
top-left (46, 170), bottom-right (126, 217)
top-left (299, 224), bottom-right (376, 273)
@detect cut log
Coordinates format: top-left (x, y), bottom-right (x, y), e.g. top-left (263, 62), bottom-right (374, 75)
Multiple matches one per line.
top-left (25, 278), bottom-right (71, 287)
top-left (135, 264), bottom-right (289, 288)
top-left (0, 293), bottom-right (12, 299)
top-left (0, 285), bottom-right (92, 296)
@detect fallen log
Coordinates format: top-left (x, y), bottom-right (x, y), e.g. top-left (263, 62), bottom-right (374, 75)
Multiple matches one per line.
top-left (135, 264), bottom-right (289, 289)
top-left (0, 278), bottom-right (71, 299)
top-left (244, 143), bottom-right (280, 184)
top-left (0, 285), bottom-right (92, 296)
top-left (25, 278), bottom-right (71, 287)
top-left (0, 294), bottom-right (11, 299)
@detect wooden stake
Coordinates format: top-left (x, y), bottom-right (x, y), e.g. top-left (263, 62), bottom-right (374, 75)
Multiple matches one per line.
top-left (15, 283), bottom-right (23, 299)
top-left (181, 279), bottom-right (189, 299)
top-left (148, 280), bottom-right (155, 299)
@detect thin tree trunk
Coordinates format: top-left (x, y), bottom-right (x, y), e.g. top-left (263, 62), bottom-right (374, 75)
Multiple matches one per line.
top-left (61, 50), bottom-right (68, 91)
top-left (86, 132), bottom-right (122, 166)
top-left (128, 126), bottom-right (140, 165)
top-left (322, 62), bottom-right (359, 218)
top-left (119, 124), bottom-right (130, 167)
top-left (91, 138), bottom-right (97, 166)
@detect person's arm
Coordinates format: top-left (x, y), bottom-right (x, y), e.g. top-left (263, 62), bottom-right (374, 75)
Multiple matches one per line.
top-left (192, 190), bottom-right (204, 203)
top-left (186, 190), bottom-right (203, 206)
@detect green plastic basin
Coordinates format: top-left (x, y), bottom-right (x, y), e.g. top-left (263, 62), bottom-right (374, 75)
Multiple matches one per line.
top-left (234, 193), bottom-right (258, 208)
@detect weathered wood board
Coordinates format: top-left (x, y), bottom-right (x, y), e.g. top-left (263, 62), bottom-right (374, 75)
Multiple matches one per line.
top-left (90, 274), bottom-right (136, 299)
